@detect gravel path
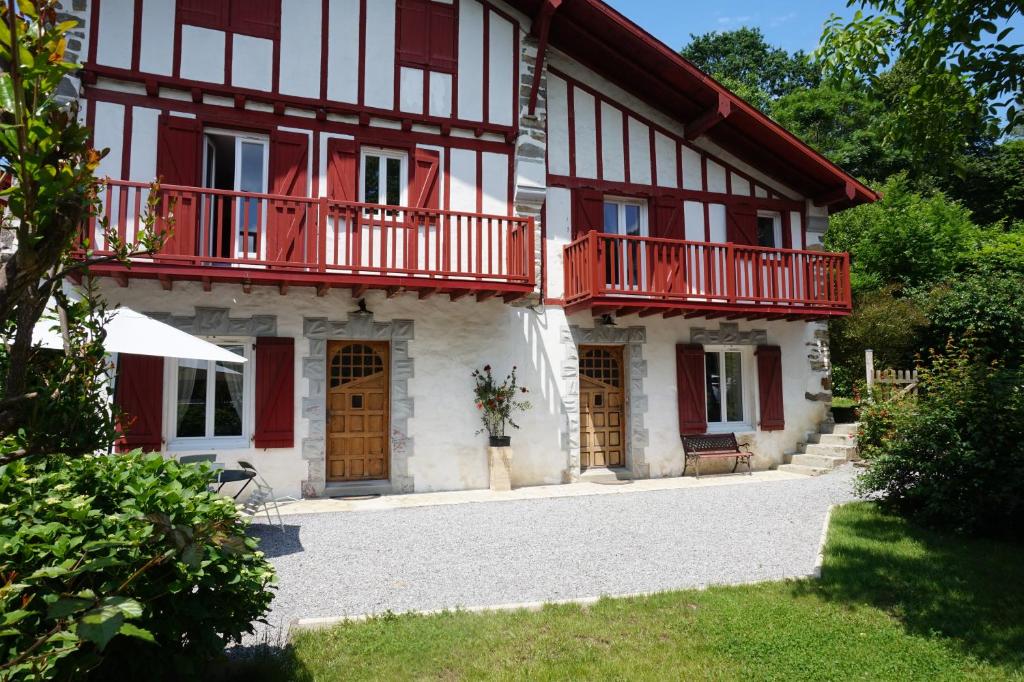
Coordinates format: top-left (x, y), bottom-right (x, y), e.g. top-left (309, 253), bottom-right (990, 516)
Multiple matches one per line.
top-left (249, 466), bottom-right (857, 640)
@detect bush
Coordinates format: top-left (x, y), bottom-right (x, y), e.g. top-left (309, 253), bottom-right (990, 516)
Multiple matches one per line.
top-left (0, 452), bottom-right (276, 680)
top-left (856, 345), bottom-right (1024, 536)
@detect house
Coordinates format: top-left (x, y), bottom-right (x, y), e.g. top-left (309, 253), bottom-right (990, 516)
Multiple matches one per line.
top-left (68, 0), bottom-right (874, 499)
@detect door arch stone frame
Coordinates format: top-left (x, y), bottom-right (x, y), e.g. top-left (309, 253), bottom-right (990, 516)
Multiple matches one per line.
top-left (302, 313), bottom-right (414, 497)
top-left (561, 324), bottom-right (649, 481)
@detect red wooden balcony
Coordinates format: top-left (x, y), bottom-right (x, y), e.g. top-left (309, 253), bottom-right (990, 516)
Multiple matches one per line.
top-left (82, 180), bottom-right (535, 300)
top-left (563, 231), bottom-right (851, 320)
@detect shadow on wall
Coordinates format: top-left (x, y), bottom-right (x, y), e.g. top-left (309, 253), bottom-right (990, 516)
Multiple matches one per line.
top-left (794, 503), bottom-right (1024, 670)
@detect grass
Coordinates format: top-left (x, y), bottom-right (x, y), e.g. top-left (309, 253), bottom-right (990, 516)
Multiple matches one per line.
top-left (230, 503), bottom-right (1024, 681)
top-left (831, 396), bottom-right (859, 408)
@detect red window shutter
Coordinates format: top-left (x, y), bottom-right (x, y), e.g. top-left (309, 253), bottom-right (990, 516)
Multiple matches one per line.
top-left (326, 138), bottom-right (358, 203)
top-left (178, 0), bottom-right (229, 29)
top-left (428, 3), bottom-right (457, 72)
top-left (156, 115), bottom-right (202, 256)
top-left (268, 131), bottom-right (310, 262)
top-left (726, 202), bottom-right (758, 245)
top-left (156, 115), bottom-right (202, 186)
top-left (756, 345), bottom-right (785, 431)
top-left (650, 195), bottom-right (683, 239)
top-left (572, 189), bottom-right (604, 240)
top-left (254, 337), bottom-right (294, 449)
top-left (115, 354), bottom-right (164, 453)
top-left (676, 344), bottom-right (708, 435)
top-left (410, 148), bottom-right (440, 209)
top-left (229, 0), bottom-right (280, 39)
top-left (397, 0), bottom-right (431, 67)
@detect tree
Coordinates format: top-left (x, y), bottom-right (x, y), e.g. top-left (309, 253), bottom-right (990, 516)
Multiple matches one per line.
top-left (0, 1), bottom-right (161, 463)
top-left (771, 85), bottom-right (897, 181)
top-left (942, 140), bottom-right (1024, 226)
top-left (824, 175), bottom-right (981, 292)
top-left (680, 28), bottom-right (820, 112)
top-left (818, 0), bottom-right (1023, 137)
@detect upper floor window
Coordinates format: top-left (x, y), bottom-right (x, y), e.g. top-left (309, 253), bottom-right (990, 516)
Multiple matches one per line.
top-left (397, 0), bottom-right (457, 73)
top-left (603, 198), bottom-right (647, 238)
top-left (178, 0), bottom-right (281, 40)
top-left (361, 148), bottom-right (408, 207)
top-left (202, 130), bottom-right (269, 258)
top-left (757, 212), bottom-right (782, 248)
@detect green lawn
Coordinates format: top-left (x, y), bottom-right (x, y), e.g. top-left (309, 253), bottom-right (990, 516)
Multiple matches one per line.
top-left (233, 503), bottom-right (1024, 681)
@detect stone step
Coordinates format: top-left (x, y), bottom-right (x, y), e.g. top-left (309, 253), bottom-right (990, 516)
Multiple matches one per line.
top-left (323, 480), bottom-right (393, 499)
top-left (805, 443), bottom-right (859, 459)
top-left (823, 419), bottom-right (864, 436)
top-left (580, 467), bottom-right (633, 484)
top-left (790, 453), bottom-right (848, 469)
top-left (819, 433), bottom-right (858, 447)
top-left (777, 463), bottom-right (829, 476)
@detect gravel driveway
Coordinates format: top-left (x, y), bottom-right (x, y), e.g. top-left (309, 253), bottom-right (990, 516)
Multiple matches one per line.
top-left (249, 466), bottom-right (857, 640)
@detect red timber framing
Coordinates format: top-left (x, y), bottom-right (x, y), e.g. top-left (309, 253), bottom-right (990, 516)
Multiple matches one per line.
top-left (562, 231), bottom-right (852, 320)
top-left (548, 68), bottom-right (802, 219)
top-left (85, 0), bottom-right (520, 143)
top-left (85, 180), bottom-right (535, 300)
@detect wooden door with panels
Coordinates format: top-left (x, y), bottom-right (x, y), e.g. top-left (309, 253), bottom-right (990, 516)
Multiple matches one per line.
top-left (326, 341), bottom-right (390, 482)
top-left (579, 346), bottom-right (626, 469)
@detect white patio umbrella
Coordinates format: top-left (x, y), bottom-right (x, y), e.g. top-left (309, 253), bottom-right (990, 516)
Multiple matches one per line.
top-left (32, 306), bottom-right (247, 363)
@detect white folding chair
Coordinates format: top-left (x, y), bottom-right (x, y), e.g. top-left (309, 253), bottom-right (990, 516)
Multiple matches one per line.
top-left (237, 460), bottom-right (283, 530)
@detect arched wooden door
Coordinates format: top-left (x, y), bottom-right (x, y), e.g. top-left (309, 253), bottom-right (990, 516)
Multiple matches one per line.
top-left (579, 346), bottom-right (625, 469)
top-left (326, 341), bottom-right (390, 482)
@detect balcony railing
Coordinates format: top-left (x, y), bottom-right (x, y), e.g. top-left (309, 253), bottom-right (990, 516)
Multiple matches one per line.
top-left (84, 180), bottom-right (535, 295)
top-left (563, 231), bottom-right (851, 317)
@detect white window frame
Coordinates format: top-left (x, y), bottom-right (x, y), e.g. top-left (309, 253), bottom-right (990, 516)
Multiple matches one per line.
top-left (164, 338), bottom-right (254, 451)
top-left (703, 345), bottom-right (755, 433)
top-left (756, 210), bottom-right (783, 249)
top-left (603, 196), bottom-right (649, 291)
top-left (359, 147), bottom-right (409, 208)
top-left (602, 196), bottom-right (649, 238)
top-left (201, 129), bottom-right (270, 260)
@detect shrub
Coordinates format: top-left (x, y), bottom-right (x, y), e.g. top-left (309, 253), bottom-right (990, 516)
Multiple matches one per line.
top-left (856, 345), bottom-right (1024, 536)
top-left (0, 452), bottom-right (276, 681)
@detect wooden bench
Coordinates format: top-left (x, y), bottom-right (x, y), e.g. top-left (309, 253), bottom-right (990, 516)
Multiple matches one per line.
top-left (681, 433), bottom-right (752, 478)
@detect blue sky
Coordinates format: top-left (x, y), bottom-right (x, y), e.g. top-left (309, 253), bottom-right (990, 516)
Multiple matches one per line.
top-left (604, 0), bottom-right (1023, 56)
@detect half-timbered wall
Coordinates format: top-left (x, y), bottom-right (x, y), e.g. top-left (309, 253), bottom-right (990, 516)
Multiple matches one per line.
top-left (89, 0), bottom-right (521, 134)
top-left (542, 51), bottom-right (816, 299)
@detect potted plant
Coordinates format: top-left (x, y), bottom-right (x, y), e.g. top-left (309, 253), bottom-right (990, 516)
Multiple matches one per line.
top-left (473, 364), bottom-right (532, 446)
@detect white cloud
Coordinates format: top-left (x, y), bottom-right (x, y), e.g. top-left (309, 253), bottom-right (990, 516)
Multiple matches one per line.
top-left (716, 14), bottom-right (754, 26)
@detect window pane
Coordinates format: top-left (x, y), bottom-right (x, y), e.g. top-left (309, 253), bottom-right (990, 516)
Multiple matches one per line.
top-left (624, 204), bottom-right (641, 236)
top-left (725, 352), bottom-right (743, 422)
top-left (239, 141), bottom-right (264, 253)
top-left (213, 347), bottom-right (244, 437)
top-left (603, 202), bottom-right (619, 233)
top-left (364, 155), bottom-right (380, 204)
top-left (177, 360), bottom-right (207, 438)
top-left (385, 158), bottom-right (402, 206)
top-left (705, 352), bottom-right (722, 423)
top-left (757, 216), bottom-right (776, 248)
top-left (239, 142), bottom-right (264, 193)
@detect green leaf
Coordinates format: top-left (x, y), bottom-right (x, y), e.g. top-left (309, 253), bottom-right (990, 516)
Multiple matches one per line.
top-left (48, 597), bottom-right (93, 619)
top-left (76, 607), bottom-right (124, 651)
top-left (0, 73), bottom-right (15, 112)
top-left (102, 596), bottom-right (144, 619)
top-left (118, 622), bottom-right (156, 643)
top-left (1, 609), bottom-right (31, 627)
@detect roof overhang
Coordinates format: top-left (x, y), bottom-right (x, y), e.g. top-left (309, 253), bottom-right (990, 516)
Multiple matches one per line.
top-left (508, 0), bottom-right (879, 211)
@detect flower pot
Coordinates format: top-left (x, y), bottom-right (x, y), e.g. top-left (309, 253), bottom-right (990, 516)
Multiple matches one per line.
top-left (489, 436), bottom-right (511, 447)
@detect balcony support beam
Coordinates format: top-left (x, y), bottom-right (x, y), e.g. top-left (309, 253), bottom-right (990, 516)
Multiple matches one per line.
top-left (814, 181), bottom-right (857, 207)
top-left (684, 93), bottom-right (732, 141)
top-left (528, 0), bottom-right (563, 115)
